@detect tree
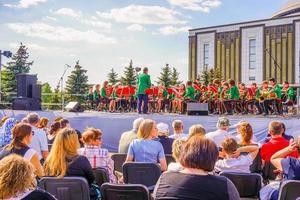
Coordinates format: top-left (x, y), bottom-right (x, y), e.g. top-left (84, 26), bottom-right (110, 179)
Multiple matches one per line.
top-left (200, 69), bottom-right (210, 86)
top-left (170, 67), bottom-right (181, 85)
top-left (41, 82), bottom-right (53, 104)
top-left (121, 60), bottom-right (136, 86)
top-left (200, 67), bottom-right (223, 86)
top-left (1, 43), bottom-right (33, 98)
top-left (107, 68), bottom-right (119, 85)
top-left (157, 64), bottom-right (172, 87)
top-left (49, 89), bottom-right (61, 110)
top-left (65, 60), bottom-right (89, 102)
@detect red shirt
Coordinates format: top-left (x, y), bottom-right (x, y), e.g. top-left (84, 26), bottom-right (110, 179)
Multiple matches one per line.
top-left (261, 136), bottom-right (298, 161)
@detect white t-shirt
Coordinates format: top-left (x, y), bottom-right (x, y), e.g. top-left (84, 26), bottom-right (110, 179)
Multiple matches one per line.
top-left (169, 133), bottom-right (188, 140)
top-left (29, 126), bottom-right (48, 160)
top-left (215, 154), bottom-right (253, 173)
top-left (206, 129), bottom-right (230, 147)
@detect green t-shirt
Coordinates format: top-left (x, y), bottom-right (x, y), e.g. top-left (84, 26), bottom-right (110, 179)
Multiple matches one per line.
top-left (101, 88), bottom-right (107, 97)
top-left (270, 84), bottom-right (282, 99)
top-left (93, 90), bottom-right (100, 100)
top-left (137, 73), bottom-right (151, 94)
top-left (229, 85), bottom-right (240, 100)
top-left (184, 86), bottom-right (195, 100)
top-left (287, 87), bottom-right (295, 100)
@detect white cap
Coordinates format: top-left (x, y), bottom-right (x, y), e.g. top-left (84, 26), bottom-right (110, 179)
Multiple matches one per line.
top-left (157, 123), bottom-right (169, 133)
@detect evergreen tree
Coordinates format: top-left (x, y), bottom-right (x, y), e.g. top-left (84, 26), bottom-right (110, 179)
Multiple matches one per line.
top-left (170, 67), bottom-right (181, 85)
top-left (41, 82), bottom-right (53, 104)
top-left (200, 69), bottom-right (209, 86)
top-left (157, 64), bottom-right (172, 87)
top-left (214, 67), bottom-right (222, 80)
top-left (107, 68), bottom-right (119, 85)
top-left (121, 60), bottom-right (136, 86)
top-left (65, 61), bottom-right (89, 102)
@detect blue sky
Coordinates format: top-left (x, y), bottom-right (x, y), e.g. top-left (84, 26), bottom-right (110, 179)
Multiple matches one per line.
top-left (0, 0), bottom-right (287, 88)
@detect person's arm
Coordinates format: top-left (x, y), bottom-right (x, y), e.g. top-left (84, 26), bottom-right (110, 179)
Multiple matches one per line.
top-left (81, 156), bottom-right (95, 184)
top-left (147, 75), bottom-right (151, 88)
top-left (30, 153), bottom-right (44, 177)
top-left (125, 142), bottom-right (134, 162)
top-left (159, 157), bottom-right (167, 171)
top-left (40, 131), bottom-right (49, 160)
top-left (237, 145), bottom-right (259, 160)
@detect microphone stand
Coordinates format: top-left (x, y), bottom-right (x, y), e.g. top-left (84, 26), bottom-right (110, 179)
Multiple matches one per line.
top-left (56, 64), bottom-right (71, 111)
top-left (265, 48), bottom-right (281, 71)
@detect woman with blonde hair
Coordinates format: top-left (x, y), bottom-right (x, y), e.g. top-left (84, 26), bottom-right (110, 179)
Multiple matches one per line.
top-left (167, 139), bottom-right (185, 171)
top-left (37, 117), bottom-right (49, 129)
top-left (236, 121), bottom-right (258, 146)
top-left (0, 154), bottom-right (55, 200)
top-left (47, 121), bottom-right (61, 151)
top-left (188, 124), bottom-right (206, 138)
top-left (126, 119), bottom-right (167, 171)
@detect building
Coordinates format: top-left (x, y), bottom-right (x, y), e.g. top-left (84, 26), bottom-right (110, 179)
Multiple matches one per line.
top-left (188, 0), bottom-right (300, 84)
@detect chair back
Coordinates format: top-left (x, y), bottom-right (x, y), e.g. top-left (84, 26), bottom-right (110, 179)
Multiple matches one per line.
top-left (220, 172), bottom-right (262, 198)
top-left (165, 154), bottom-right (176, 165)
top-left (39, 177), bottom-right (90, 200)
top-left (262, 161), bottom-right (277, 181)
top-left (123, 162), bottom-right (161, 190)
top-left (250, 149), bottom-right (262, 173)
top-left (111, 153), bottom-right (127, 173)
top-left (93, 167), bottom-right (110, 187)
top-left (278, 180), bottom-right (300, 200)
top-left (101, 183), bottom-right (150, 200)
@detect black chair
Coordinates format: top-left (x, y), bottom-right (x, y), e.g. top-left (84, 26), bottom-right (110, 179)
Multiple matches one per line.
top-left (220, 172), bottom-right (262, 199)
top-left (262, 161), bottom-right (278, 181)
top-left (165, 154), bottom-right (176, 165)
top-left (250, 150), bottom-right (262, 173)
top-left (111, 153), bottom-right (127, 173)
top-left (101, 183), bottom-right (150, 200)
top-left (123, 162), bottom-right (161, 191)
top-left (39, 177), bottom-right (90, 200)
top-left (278, 180), bottom-right (300, 200)
top-left (93, 167), bottom-right (110, 187)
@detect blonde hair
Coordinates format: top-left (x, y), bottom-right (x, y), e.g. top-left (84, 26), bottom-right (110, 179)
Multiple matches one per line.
top-left (44, 128), bottom-right (80, 178)
top-left (82, 127), bottom-right (103, 145)
top-left (172, 139), bottom-right (185, 161)
top-left (37, 117), bottom-right (49, 129)
top-left (137, 119), bottom-right (155, 139)
top-left (238, 122), bottom-right (253, 145)
top-left (0, 154), bottom-right (36, 199)
top-left (188, 124), bottom-right (206, 138)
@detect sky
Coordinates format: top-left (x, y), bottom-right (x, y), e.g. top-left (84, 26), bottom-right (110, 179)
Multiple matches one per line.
top-left (0, 0), bottom-right (288, 89)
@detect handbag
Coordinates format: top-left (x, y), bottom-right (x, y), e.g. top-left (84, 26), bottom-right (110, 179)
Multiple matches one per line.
top-left (89, 183), bottom-right (101, 200)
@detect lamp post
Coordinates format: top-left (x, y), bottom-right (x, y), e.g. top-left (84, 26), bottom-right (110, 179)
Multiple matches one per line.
top-left (0, 50), bottom-right (13, 103)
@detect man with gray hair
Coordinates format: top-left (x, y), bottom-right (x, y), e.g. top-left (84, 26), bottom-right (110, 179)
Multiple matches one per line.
top-left (27, 112), bottom-right (49, 162)
top-left (206, 117), bottom-right (231, 147)
top-left (118, 117), bottom-right (144, 153)
top-left (169, 120), bottom-right (188, 139)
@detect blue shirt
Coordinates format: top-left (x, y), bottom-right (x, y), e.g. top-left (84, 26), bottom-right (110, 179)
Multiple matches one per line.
top-left (128, 139), bottom-right (165, 163)
top-left (282, 157), bottom-right (300, 180)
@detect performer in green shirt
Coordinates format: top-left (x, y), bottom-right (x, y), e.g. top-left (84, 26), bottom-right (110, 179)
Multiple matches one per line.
top-left (184, 81), bottom-right (195, 101)
top-left (268, 78), bottom-right (283, 114)
top-left (137, 67), bottom-right (151, 114)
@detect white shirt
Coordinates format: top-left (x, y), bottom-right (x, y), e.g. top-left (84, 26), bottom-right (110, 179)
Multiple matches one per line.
top-left (169, 133), bottom-right (188, 140)
top-left (206, 129), bottom-right (230, 147)
top-left (28, 126), bottom-right (48, 160)
top-left (215, 154), bottom-right (253, 173)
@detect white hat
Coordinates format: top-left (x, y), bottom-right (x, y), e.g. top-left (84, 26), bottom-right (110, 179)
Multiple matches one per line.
top-left (157, 123), bottom-right (169, 133)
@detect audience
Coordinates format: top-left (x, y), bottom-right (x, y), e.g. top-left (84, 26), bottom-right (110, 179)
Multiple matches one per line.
top-left (264, 122), bottom-right (294, 143)
top-left (126, 119), bottom-right (167, 171)
top-left (60, 118), bottom-right (83, 147)
top-left (153, 135), bottom-right (239, 200)
top-left (78, 127), bottom-right (116, 183)
top-left (0, 154), bottom-right (56, 200)
top-left (188, 124), bottom-right (206, 138)
top-left (47, 121), bottom-right (61, 151)
top-left (118, 117), bottom-right (144, 153)
top-left (215, 138), bottom-right (259, 173)
top-left (167, 139), bottom-right (185, 171)
top-left (0, 123), bottom-right (44, 177)
top-left (169, 120), bottom-right (188, 139)
top-left (156, 122), bottom-right (174, 154)
top-left (206, 117), bottom-right (231, 147)
top-left (37, 117), bottom-right (49, 131)
top-left (0, 118), bottom-right (17, 148)
top-left (235, 121), bottom-right (259, 146)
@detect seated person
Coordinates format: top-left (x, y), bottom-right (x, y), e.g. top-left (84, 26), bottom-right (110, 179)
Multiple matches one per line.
top-left (215, 138), bottom-right (259, 173)
top-left (78, 127), bottom-right (116, 183)
top-left (264, 122), bottom-right (294, 143)
top-left (156, 122), bottom-right (174, 154)
top-left (188, 124), bottom-right (206, 138)
top-left (169, 120), bottom-right (188, 139)
top-left (154, 135), bottom-right (239, 200)
top-left (167, 139), bottom-right (185, 171)
top-left (0, 154), bottom-right (56, 200)
top-left (234, 121), bottom-right (259, 145)
top-left (126, 119), bottom-right (167, 171)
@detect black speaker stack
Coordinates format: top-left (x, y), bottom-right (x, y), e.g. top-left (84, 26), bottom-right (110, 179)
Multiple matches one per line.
top-left (12, 74), bottom-right (42, 110)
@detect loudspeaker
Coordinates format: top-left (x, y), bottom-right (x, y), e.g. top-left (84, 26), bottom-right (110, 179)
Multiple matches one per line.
top-left (186, 102), bottom-right (209, 116)
top-left (16, 74), bottom-right (37, 98)
top-left (12, 97), bottom-right (41, 110)
top-left (65, 101), bottom-right (84, 112)
top-left (31, 84), bottom-right (41, 100)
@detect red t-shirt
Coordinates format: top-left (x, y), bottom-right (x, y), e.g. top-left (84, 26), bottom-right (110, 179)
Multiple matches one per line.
top-left (260, 136), bottom-right (298, 161)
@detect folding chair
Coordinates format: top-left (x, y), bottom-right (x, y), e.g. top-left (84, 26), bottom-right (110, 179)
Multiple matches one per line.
top-left (39, 177), bottom-right (90, 200)
top-left (278, 180), bottom-right (300, 200)
top-left (111, 153), bottom-right (127, 174)
top-left (101, 183), bottom-right (150, 200)
top-left (262, 161), bottom-right (278, 182)
top-left (93, 167), bottom-right (110, 187)
top-left (165, 154), bottom-right (176, 165)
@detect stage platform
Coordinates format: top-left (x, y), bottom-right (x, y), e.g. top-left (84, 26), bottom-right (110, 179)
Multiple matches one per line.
top-left (1, 109), bottom-right (299, 152)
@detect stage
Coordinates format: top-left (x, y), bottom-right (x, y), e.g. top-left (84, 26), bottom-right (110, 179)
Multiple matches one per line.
top-left (1, 109), bottom-right (299, 152)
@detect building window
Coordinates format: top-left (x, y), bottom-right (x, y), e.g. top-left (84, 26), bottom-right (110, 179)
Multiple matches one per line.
top-left (203, 43), bottom-right (209, 70)
top-left (249, 76), bottom-right (256, 81)
top-left (249, 39), bottom-right (256, 69)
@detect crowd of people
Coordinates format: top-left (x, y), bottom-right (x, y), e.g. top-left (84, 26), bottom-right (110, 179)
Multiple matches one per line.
top-left (87, 69), bottom-right (296, 116)
top-left (0, 113), bottom-right (299, 199)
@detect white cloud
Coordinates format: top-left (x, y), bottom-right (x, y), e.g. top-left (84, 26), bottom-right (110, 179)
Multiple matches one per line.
top-left (157, 25), bottom-right (191, 35)
top-left (44, 16), bottom-right (57, 21)
top-left (9, 42), bottom-right (46, 51)
top-left (7, 22), bottom-right (117, 44)
top-left (166, 0), bottom-right (221, 12)
top-left (96, 5), bottom-right (186, 25)
top-left (53, 8), bottom-right (82, 18)
top-left (4, 0), bottom-right (46, 9)
top-left (126, 24), bottom-right (145, 32)
top-left (80, 19), bottom-right (111, 30)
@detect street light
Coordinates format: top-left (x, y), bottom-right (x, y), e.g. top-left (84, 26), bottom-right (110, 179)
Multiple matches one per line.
top-left (0, 50), bottom-right (13, 102)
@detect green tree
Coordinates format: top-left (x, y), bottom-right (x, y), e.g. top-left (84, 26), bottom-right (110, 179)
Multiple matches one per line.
top-left (65, 61), bottom-right (89, 102)
top-left (49, 89), bottom-right (61, 110)
top-left (170, 67), bottom-right (181, 86)
top-left (107, 68), bottom-right (119, 85)
top-left (41, 82), bottom-right (53, 104)
top-left (121, 60), bottom-right (136, 86)
top-left (157, 64), bottom-right (172, 87)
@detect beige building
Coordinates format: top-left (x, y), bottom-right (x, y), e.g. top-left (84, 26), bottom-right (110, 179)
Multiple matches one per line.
top-left (188, 0), bottom-right (300, 84)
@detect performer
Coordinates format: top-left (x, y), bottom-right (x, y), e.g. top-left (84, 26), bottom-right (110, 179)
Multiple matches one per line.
top-left (98, 81), bottom-right (109, 111)
top-left (137, 67), bottom-right (151, 114)
top-left (223, 79), bottom-right (240, 114)
top-left (269, 78), bottom-right (282, 114)
top-left (239, 83), bottom-right (248, 113)
top-left (282, 81), bottom-right (295, 113)
top-left (157, 83), bottom-right (168, 113)
top-left (108, 84), bottom-right (119, 112)
top-left (85, 86), bottom-right (94, 109)
top-left (93, 84), bottom-right (101, 109)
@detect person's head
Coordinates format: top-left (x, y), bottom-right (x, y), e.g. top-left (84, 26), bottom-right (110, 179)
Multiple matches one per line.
top-left (268, 121), bottom-right (283, 137)
top-left (283, 81), bottom-right (289, 89)
top-left (0, 116), bottom-right (9, 127)
top-left (49, 121), bottom-right (61, 136)
top-left (0, 155), bottom-right (37, 199)
top-left (188, 124), bottom-right (206, 138)
top-left (213, 79), bottom-right (220, 85)
top-left (262, 80), bottom-right (268, 88)
top-left (179, 135), bottom-right (219, 172)
top-left (172, 139), bottom-right (185, 162)
top-left (222, 82), bottom-right (229, 89)
top-left (88, 86), bottom-right (93, 93)
top-left (237, 122), bottom-right (253, 145)
top-left (26, 112), bottom-right (40, 126)
top-left (180, 84), bottom-right (186, 90)
top-left (6, 123), bottom-right (33, 150)
top-left (216, 117), bottom-right (230, 131)
top-left (172, 120), bottom-right (184, 134)
top-left (54, 116), bottom-right (63, 122)
top-left (60, 119), bottom-right (70, 128)
top-left (137, 119), bottom-right (157, 139)
top-left (82, 127), bottom-right (103, 147)
top-left (157, 122), bottom-right (169, 137)
top-left (240, 83), bottom-right (246, 89)
top-left (186, 81), bottom-right (192, 87)
top-left (228, 79), bottom-right (235, 86)
top-left (222, 138), bottom-right (238, 156)
top-left (269, 78), bottom-right (276, 86)
top-left (37, 117), bottom-right (49, 129)
top-left (102, 81), bottom-right (108, 88)
top-left (95, 84), bottom-right (100, 90)
top-left (252, 82), bottom-right (257, 88)
top-left (143, 67), bottom-right (148, 74)
top-left (281, 122), bottom-right (286, 134)
top-left (44, 128), bottom-right (80, 177)
top-left (132, 117), bottom-right (144, 132)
